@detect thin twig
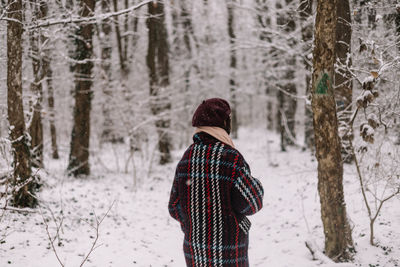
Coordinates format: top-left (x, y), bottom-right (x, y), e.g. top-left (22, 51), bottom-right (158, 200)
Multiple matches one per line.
top-left (39, 206), bottom-right (65, 267)
top-left (79, 201), bottom-right (115, 267)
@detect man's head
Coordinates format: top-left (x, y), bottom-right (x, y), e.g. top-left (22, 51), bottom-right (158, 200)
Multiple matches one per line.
top-left (192, 98), bottom-right (231, 134)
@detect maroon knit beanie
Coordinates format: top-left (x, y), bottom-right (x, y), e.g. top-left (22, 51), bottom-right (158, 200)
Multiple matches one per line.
top-left (192, 98), bottom-right (231, 132)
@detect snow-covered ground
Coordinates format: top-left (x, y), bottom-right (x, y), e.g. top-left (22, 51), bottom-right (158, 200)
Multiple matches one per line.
top-left (1, 128), bottom-right (399, 266)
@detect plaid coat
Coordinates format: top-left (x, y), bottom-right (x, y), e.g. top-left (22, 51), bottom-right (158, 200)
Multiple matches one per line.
top-left (168, 132), bottom-right (264, 267)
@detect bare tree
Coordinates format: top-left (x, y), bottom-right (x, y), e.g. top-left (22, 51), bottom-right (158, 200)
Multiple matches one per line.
top-left (227, 0), bottom-right (238, 138)
top-left (99, 0), bottom-right (114, 143)
top-left (42, 44), bottom-right (59, 159)
top-left (68, 0), bottom-right (96, 176)
top-left (7, 0), bottom-right (38, 207)
top-left (28, 0), bottom-right (47, 168)
top-left (256, 0), bottom-right (275, 131)
top-left (276, 0), bottom-right (297, 151)
top-left (113, 0), bottom-right (128, 74)
top-left (311, 0), bottom-right (353, 261)
top-left (299, 0), bottom-right (314, 149)
top-left (146, 1), bottom-right (172, 164)
top-left (335, 0), bottom-right (353, 163)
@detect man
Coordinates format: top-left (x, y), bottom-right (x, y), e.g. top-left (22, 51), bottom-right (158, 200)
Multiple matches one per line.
top-left (168, 98), bottom-right (264, 267)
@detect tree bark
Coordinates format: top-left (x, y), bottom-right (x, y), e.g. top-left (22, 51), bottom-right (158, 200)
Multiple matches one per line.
top-left (7, 0), bottom-right (38, 208)
top-left (44, 62), bottom-right (59, 159)
top-left (256, 0), bottom-right (274, 131)
top-left (300, 0), bottom-right (314, 150)
top-left (396, 4), bottom-right (400, 52)
top-left (311, 0), bottom-right (353, 261)
top-left (67, 0), bottom-right (96, 176)
top-left (276, 0), bottom-right (297, 150)
top-left (227, 0), bottom-right (238, 138)
top-left (28, 0), bottom-right (47, 168)
top-left (335, 0), bottom-right (353, 163)
top-left (146, 1), bottom-right (172, 164)
top-left (99, 0), bottom-right (115, 143)
top-left (36, 0), bottom-right (59, 159)
top-left (113, 0), bottom-right (128, 74)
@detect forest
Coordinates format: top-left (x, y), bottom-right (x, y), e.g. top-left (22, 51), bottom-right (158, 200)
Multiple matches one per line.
top-left (0, 0), bottom-right (399, 266)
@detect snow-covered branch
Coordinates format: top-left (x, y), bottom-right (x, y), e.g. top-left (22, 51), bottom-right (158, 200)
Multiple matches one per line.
top-left (25, 0), bottom-right (152, 29)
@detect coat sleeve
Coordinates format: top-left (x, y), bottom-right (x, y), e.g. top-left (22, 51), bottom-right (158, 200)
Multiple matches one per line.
top-left (168, 169), bottom-right (185, 229)
top-left (231, 156), bottom-right (264, 216)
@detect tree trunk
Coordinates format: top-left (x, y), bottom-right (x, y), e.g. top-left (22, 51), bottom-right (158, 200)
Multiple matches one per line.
top-left (67, 0), bottom-right (96, 176)
top-left (146, 1), bottom-right (172, 165)
top-left (276, 0), bottom-right (297, 150)
top-left (37, 0), bottom-right (59, 159)
top-left (180, 0), bottom-right (198, 144)
top-left (99, 0), bottom-right (115, 143)
top-left (396, 2), bottom-right (400, 144)
top-left (300, 0), bottom-right (314, 150)
top-left (335, 0), bottom-right (353, 163)
top-left (396, 4), bottom-right (400, 52)
top-left (44, 63), bottom-right (59, 159)
top-left (7, 0), bottom-right (38, 208)
top-left (256, 0), bottom-right (274, 131)
top-left (311, 0), bottom-right (353, 261)
top-left (123, 0), bottom-right (129, 62)
top-left (28, 0), bottom-right (47, 168)
top-left (227, 0), bottom-right (238, 138)
top-left (113, 0), bottom-right (128, 74)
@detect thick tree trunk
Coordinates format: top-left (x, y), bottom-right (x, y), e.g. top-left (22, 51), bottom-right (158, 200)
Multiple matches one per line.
top-left (146, 1), bottom-right (172, 165)
top-left (7, 0), bottom-right (37, 208)
top-left (300, 0), bottom-right (314, 150)
top-left (335, 0), bottom-right (353, 163)
top-left (311, 0), bottom-right (353, 261)
top-left (227, 0), bottom-right (238, 138)
top-left (67, 0), bottom-right (96, 176)
top-left (28, 0), bottom-right (47, 168)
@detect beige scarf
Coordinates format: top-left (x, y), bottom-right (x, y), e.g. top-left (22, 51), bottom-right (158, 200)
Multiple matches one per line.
top-left (195, 126), bottom-right (235, 148)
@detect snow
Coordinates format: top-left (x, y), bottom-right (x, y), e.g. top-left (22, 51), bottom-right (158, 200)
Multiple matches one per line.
top-left (1, 128), bottom-right (399, 266)
top-left (356, 90), bottom-right (373, 104)
top-left (367, 113), bottom-right (378, 123)
top-left (361, 124), bottom-right (375, 136)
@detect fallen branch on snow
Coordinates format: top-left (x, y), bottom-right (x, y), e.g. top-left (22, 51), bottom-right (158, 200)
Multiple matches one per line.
top-left (305, 240), bottom-right (355, 267)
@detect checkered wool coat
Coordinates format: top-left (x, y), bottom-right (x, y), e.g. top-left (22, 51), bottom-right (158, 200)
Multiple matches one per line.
top-left (168, 132), bottom-right (264, 267)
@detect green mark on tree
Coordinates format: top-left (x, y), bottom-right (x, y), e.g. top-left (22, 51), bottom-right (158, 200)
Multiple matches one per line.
top-left (316, 72), bottom-right (330, 95)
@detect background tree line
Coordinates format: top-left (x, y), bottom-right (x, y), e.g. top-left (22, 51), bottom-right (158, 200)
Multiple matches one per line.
top-left (0, 0), bottom-right (399, 263)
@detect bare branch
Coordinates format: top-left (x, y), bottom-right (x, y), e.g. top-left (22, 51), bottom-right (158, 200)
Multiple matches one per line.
top-left (79, 201), bottom-right (115, 267)
top-left (25, 0), bottom-right (152, 30)
top-left (39, 206), bottom-right (65, 267)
